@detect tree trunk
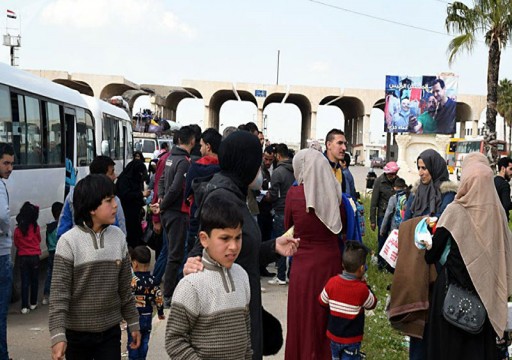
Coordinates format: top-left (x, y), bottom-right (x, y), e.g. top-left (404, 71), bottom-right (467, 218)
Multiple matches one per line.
top-left (509, 118), bottom-right (511, 156)
top-left (487, 37), bottom-right (501, 136)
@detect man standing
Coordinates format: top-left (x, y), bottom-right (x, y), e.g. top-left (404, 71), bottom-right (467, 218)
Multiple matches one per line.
top-left (370, 161), bottom-right (402, 270)
top-left (324, 128), bottom-right (347, 193)
top-left (158, 126), bottom-right (195, 307)
top-left (0, 143), bottom-right (14, 360)
top-left (258, 146), bottom-right (275, 277)
top-left (417, 95), bottom-right (438, 134)
top-left (495, 157), bottom-right (512, 221)
top-left (431, 79), bottom-right (456, 134)
top-left (267, 144), bottom-right (295, 285)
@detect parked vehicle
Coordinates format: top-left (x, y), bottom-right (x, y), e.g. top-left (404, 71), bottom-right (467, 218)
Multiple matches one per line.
top-left (371, 157), bottom-right (385, 168)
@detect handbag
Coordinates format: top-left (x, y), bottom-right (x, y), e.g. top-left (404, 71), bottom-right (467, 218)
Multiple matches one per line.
top-left (442, 268), bottom-right (486, 334)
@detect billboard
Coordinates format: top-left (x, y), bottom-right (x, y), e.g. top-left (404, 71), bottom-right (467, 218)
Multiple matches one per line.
top-left (384, 75), bottom-right (458, 134)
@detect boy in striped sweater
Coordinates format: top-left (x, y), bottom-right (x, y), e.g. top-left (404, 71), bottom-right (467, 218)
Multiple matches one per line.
top-left (49, 174), bottom-right (140, 360)
top-left (319, 241), bottom-right (377, 360)
top-left (165, 192), bottom-right (252, 360)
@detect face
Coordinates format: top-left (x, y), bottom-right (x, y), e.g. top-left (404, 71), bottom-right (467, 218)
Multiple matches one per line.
top-left (401, 98), bottom-right (410, 111)
top-left (427, 96), bottom-right (437, 112)
top-left (258, 133), bottom-right (265, 145)
top-left (263, 152), bottom-right (274, 169)
top-left (385, 173), bottom-right (397, 181)
top-left (432, 83), bottom-right (445, 103)
top-left (105, 165), bottom-right (116, 181)
top-left (200, 138), bottom-right (210, 157)
top-left (326, 134), bottom-right (347, 162)
top-left (134, 154), bottom-right (142, 160)
top-left (0, 154), bottom-right (14, 179)
top-left (90, 195), bottom-right (118, 228)
top-left (503, 163), bottom-right (512, 181)
top-left (199, 226), bottom-right (242, 269)
top-left (417, 159), bottom-right (432, 184)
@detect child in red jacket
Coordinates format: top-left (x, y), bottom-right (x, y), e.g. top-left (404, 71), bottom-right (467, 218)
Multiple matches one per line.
top-left (14, 202), bottom-right (41, 314)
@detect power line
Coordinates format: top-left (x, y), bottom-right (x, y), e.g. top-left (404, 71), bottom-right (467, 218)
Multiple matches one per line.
top-left (308, 0), bottom-right (452, 37)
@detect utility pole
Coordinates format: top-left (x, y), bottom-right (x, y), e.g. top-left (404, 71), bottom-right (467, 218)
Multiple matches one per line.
top-left (3, 10), bottom-right (21, 66)
top-left (276, 50), bottom-right (280, 85)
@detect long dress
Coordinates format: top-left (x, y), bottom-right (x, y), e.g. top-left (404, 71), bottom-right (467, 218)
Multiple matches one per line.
top-left (425, 227), bottom-right (497, 360)
top-left (284, 184), bottom-right (344, 360)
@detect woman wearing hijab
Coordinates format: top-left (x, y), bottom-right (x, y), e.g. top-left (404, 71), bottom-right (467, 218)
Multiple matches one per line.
top-left (425, 152), bottom-right (512, 359)
top-left (184, 131), bottom-right (299, 360)
top-left (116, 159), bottom-right (149, 248)
top-left (402, 149), bottom-right (458, 360)
top-left (284, 148), bottom-right (345, 360)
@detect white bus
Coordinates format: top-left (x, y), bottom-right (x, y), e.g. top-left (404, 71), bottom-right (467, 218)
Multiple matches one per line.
top-left (0, 62), bottom-right (133, 255)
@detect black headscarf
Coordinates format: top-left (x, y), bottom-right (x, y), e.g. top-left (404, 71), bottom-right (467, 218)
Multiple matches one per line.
top-left (410, 149), bottom-right (450, 217)
top-left (118, 159), bottom-right (148, 191)
top-left (218, 131), bottom-right (262, 195)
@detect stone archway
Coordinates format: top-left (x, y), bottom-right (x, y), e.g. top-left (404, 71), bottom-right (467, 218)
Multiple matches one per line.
top-left (208, 89), bottom-right (257, 130)
top-left (52, 79), bottom-right (94, 96)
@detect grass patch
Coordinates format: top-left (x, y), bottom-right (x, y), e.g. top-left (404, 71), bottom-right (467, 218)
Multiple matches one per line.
top-left (360, 195), bottom-right (408, 359)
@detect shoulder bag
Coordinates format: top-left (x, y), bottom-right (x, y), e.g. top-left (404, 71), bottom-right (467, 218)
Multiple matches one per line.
top-left (442, 267), bottom-right (486, 334)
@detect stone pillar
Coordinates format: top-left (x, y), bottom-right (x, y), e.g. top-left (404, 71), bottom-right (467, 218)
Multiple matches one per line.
top-left (310, 111), bottom-right (317, 140)
top-left (362, 114), bottom-right (371, 166)
top-left (472, 119), bottom-right (479, 137)
top-left (459, 121), bottom-right (466, 138)
top-left (203, 106), bottom-right (213, 129)
top-left (256, 108), bottom-right (264, 131)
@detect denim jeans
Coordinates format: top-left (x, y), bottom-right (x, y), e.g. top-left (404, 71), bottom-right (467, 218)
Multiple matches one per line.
top-left (0, 254), bottom-right (12, 360)
top-left (274, 213), bottom-right (289, 281)
top-left (66, 325), bottom-right (121, 360)
top-left (330, 341), bottom-right (362, 360)
top-left (19, 255), bottom-right (39, 309)
top-left (152, 229), bottom-right (168, 286)
top-left (44, 251), bottom-right (55, 296)
top-left (127, 314), bottom-right (152, 360)
top-left (409, 335), bottom-right (427, 360)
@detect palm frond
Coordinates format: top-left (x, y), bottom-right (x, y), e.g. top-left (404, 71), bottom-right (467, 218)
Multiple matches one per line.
top-left (447, 33), bottom-right (475, 65)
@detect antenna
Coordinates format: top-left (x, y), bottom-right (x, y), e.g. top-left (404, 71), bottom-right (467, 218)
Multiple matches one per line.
top-left (3, 9), bottom-right (21, 66)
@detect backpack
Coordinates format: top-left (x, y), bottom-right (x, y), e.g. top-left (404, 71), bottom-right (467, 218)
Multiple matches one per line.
top-left (393, 191), bottom-right (407, 227)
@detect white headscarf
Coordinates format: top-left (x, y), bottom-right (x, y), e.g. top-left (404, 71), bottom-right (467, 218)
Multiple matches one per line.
top-left (292, 148), bottom-right (342, 234)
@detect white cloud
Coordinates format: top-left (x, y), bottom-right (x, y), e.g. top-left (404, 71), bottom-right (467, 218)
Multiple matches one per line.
top-left (310, 61), bottom-right (330, 74)
top-left (40, 0), bottom-right (195, 37)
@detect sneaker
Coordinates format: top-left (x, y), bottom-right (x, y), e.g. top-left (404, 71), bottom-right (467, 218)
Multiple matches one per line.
top-left (21, 308), bottom-right (29, 314)
top-left (42, 297), bottom-right (49, 305)
top-left (267, 276), bottom-right (287, 285)
top-left (30, 304), bottom-right (37, 310)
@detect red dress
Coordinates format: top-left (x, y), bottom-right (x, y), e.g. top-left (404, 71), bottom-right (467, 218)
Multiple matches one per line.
top-left (284, 184), bottom-right (344, 360)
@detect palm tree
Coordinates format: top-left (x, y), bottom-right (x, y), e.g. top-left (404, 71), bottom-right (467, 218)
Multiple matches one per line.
top-left (497, 78), bottom-right (512, 154)
top-left (445, 0), bottom-right (512, 138)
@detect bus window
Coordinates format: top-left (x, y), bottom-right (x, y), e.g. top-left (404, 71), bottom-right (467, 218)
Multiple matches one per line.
top-left (102, 114), bottom-right (121, 160)
top-left (46, 102), bottom-right (63, 165)
top-left (76, 108), bottom-right (95, 166)
top-left (15, 94), bottom-right (43, 166)
top-left (0, 86), bottom-right (12, 144)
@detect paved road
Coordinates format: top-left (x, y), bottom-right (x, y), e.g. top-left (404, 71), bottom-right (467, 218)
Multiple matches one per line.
top-left (6, 165), bottom-right (379, 359)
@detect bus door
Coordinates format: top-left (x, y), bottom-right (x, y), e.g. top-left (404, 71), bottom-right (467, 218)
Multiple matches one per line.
top-left (64, 107), bottom-right (77, 197)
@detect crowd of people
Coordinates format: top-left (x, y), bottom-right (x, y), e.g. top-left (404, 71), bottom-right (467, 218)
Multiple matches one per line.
top-left (0, 120), bottom-right (511, 360)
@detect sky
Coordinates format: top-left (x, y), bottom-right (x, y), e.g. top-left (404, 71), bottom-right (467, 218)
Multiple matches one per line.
top-left (2, 0), bottom-right (512, 144)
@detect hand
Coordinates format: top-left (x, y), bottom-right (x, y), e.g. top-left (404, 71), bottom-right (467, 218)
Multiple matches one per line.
top-left (158, 314), bottom-right (166, 320)
top-left (183, 256), bottom-right (203, 276)
top-left (52, 341), bottom-right (66, 360)
top-left (150, 203), bottom-right (160, 215)
top-left (143, 189), bottom-right (151, 198)
top-left (152, 221), bottom-right (162, 235)
top-left (275, 236), bottom-right (300, 257)
top-left (371, 223), bottom-right (376, 231)
top-left (379, 231), bottom-right (384, 237)
top-left (129, 330), bottom-right (141, 350)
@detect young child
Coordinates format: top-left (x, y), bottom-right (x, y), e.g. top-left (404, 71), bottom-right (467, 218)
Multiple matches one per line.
top-left (355, 192), bottom-right (365, 238)
top-left (42, 201), bottom-right (63, 305)
top-left (14, 201), bottom-right (41, 314)
top-left (379, 178), bottom-right (409, 238)
top-left (319, 241), bottom-right (377, 360)
top-left (49, 174), bottom-right (140, 360)
top-left (165, 193), bottom-right (252, 360)
top-left (128, 245), bottom-right (165, 360)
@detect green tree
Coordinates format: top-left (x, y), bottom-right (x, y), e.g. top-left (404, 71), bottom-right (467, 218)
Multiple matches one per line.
top-left (446, 0), bottom-right (512, 138)
top-left (497, 78), bottom-right (512, 153)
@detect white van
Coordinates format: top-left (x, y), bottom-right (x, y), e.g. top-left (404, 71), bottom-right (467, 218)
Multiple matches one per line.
top-left (133, 132), bottom-right (158, 162)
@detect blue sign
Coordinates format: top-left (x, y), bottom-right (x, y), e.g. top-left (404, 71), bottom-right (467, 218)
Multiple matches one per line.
top-left (255, 90), bottom-right (267, 97)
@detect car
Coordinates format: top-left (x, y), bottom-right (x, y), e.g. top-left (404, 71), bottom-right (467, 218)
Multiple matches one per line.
top-left (371, 157), bottom-right (385, 168)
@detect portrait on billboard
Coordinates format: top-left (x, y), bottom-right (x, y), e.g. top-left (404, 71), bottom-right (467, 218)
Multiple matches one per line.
top-left (384, 75), bottom-right (458, 134)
